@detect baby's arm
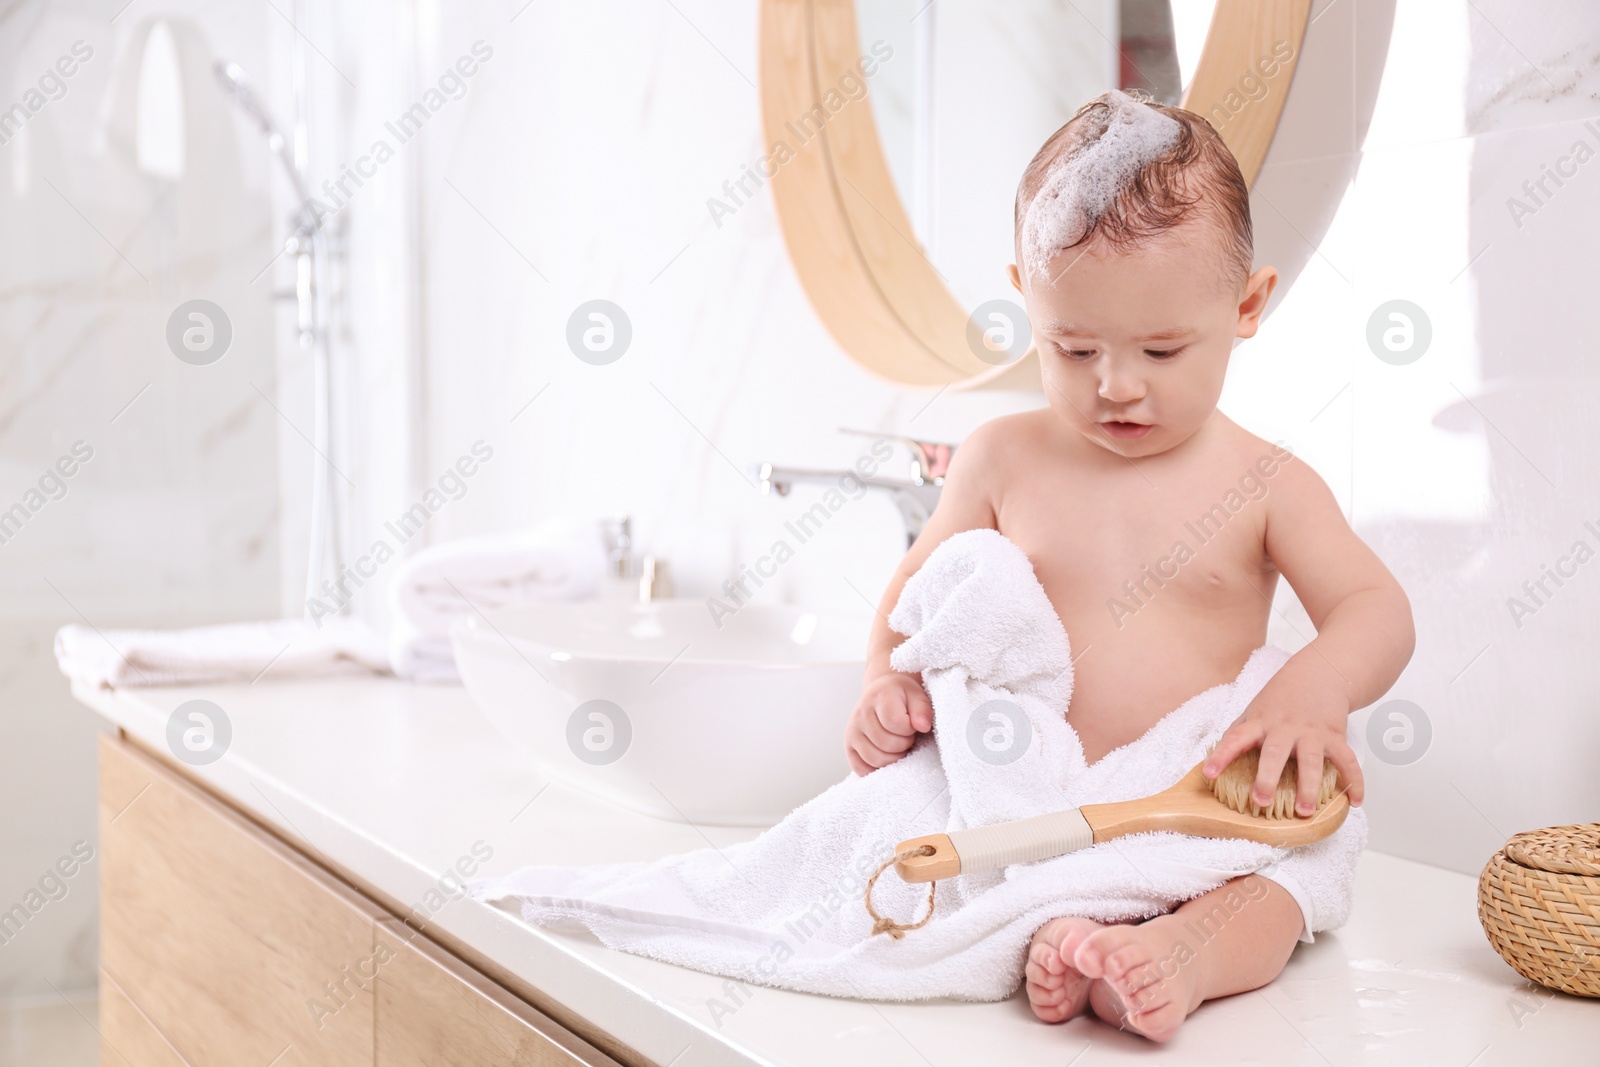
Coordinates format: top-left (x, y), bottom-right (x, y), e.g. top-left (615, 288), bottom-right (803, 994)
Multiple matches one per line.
top-left (1202, 453), bottom-right (1416, 813)
top-left (844, 423), bottom-right (1003, 775)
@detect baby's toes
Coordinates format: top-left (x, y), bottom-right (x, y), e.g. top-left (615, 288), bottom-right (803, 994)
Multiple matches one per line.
top-left (1086, 951), bottom-right (1194, 1044)
top-left (1122, 991), bottom-right (1186, 1043)
top-left (1029, 939), bottom-right (1066, 979)
top-left (1025, 957), bottom-right (1063, 995)
top-left (1116, 970), bottom-right (1169, 1016)
top-left (1073, 924), bottom-right (1141, 979)
top-left (1087, 976), bottom-right (1130, 1029)
top-left (1025, 919), bottom-right (1101, 1024)
top-left (1086, 976), bottom-right (1176, 1041)
top-left (1025, 968), bottom-right (1072, 1022)
top-left (1101, 942), bottom-right (1159, 988)
top-left (1027, 982), bottom-right (1077, 1022)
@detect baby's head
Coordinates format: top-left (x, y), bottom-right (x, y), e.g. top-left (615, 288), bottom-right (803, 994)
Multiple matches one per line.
top-left (1007, 89), bottom-right (1277, 457)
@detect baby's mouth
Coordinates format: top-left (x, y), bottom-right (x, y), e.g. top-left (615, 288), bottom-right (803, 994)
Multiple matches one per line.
top-left (1099, 420), bottom-right (1152, 440)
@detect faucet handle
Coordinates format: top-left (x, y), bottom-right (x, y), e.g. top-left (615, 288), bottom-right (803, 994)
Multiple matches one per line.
top-left (600, 515), bottom-right (637, 577)
top-left (837, 427), bottom-right (956, 483)
top-left (639, 555), bottom-right (672, 603)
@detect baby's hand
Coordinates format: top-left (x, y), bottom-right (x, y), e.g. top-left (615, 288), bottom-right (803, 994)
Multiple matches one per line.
top-left (1200, 659), bottom-right (1365, 815)
top-left (844, 671), bottom-right (933, 776)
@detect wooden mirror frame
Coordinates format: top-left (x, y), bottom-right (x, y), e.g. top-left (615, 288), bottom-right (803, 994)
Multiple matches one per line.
top-left (758, 0), bottom-right (1312, 390)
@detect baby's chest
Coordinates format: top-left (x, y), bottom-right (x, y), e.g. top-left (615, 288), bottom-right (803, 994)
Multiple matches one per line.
top-left (998, 480), bottom-right (1275, 611)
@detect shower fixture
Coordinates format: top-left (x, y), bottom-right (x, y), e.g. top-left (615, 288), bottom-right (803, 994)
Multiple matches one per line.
top-left (213, 58), bottom-right (345, 618)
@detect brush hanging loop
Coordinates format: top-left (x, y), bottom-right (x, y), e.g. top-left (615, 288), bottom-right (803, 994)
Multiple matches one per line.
top-left (866, 844), bottom-right (938, 939)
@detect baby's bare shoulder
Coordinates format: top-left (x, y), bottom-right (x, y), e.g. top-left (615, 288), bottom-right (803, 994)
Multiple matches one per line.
top-left (1208, 417), bottom-right (1297, 476)
top-left (1208, 417), bottom-right (1332, 519)
top-left (957, 409), bottom-right (1056, 469)
top-left (936, 413), bottom-right (1046, 514)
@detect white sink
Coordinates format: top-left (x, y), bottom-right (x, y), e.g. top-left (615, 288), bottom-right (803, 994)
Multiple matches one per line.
top-left (451, 598), bottom-right (870, 826)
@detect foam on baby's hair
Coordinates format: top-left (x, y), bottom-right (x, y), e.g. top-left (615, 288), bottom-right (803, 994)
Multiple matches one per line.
top-left (1020, 89), bottom-right (1182, 282)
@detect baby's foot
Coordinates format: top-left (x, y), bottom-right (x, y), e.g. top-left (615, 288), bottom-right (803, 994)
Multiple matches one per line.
top-left (1073, 916), bottom-right (1202, 1042)
top-left (1024, 916), bottom-right (1105, 1022)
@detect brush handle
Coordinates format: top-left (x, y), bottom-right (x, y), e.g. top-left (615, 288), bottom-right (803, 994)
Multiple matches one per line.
top-left (891, 759), bottom-right (1349, 883)
top-left (894, 808), bottom-right (1095, 883)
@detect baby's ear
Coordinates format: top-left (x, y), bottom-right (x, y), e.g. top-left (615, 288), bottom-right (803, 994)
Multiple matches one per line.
top-left (1235, 265), bottom-right (1279, 339)
top-left (1007, 263), bottom-right (1023, 293)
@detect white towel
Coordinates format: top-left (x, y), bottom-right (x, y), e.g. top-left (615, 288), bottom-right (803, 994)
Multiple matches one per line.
top-left (53, 616), bottom-right (390, 688)
top-left (387, 516), bottom-right (608, 682)
top-left (466, 528), bottom-right (1366, 1002)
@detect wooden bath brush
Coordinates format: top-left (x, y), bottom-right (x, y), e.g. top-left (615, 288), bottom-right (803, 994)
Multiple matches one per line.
top-left (864, 746), bottom-right (1349, 938)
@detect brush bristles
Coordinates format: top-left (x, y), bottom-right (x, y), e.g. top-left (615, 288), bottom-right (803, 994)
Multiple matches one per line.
top-left (1206, 745), bottom-right (1338, 820)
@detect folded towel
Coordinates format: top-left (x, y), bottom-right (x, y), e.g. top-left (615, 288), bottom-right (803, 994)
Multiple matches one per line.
top-left (54, 616), bottom-right (390, 688)
top-left (386, 616), bottom-right (461, 685)
top-left (387, 516), bottom-right (609, 682)
top-left (466, 528), bottom-right (1366, 1002)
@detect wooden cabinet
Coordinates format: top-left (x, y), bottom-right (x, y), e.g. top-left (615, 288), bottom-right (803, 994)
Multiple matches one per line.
top-left (100, 734), bottom-right (384, 1066)
top-left (99, 969), bottom-right (190, 1067)
top-left (98, 733), bottom-right (626, 1067)
top-left (374, 920), bottom-right (615, 1066)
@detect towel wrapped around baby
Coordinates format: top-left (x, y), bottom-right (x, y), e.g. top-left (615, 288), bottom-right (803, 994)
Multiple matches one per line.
top-left (466, 528), bottom-right (1366, 1002)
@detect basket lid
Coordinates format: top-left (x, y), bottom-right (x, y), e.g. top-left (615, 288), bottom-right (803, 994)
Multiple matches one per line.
top-left (1503, 824), bottom-right (1600, 876)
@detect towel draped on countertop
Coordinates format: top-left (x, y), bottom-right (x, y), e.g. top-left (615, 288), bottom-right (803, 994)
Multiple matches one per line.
top-left (52, 515), bottom-right (608, 687)
top-left (467, 528), bottom-right (1366, 1001)
top-left (53, 616), bottom-right (389, 688)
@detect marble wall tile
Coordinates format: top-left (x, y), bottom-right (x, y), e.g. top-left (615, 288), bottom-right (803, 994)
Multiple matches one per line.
top-left (0, 0), bottom-right (283, 997)
top-left (1461, 0), bottom-right (1600, 137)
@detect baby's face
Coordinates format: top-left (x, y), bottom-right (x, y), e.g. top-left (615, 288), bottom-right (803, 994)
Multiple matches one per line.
top-left (1009, 221), bottom-right (1275, 459)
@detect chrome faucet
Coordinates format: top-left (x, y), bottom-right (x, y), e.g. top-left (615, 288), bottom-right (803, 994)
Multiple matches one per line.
top-left (601, 516), bottom-right (673, 602)
top-left (755, 428), bottom-right (956, 549)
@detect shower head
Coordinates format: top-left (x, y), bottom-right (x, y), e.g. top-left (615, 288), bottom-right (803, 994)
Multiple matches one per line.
top-left (213, 61), bottom-right (282, 142)
top-left (212, 59), bottom-right (313, 207)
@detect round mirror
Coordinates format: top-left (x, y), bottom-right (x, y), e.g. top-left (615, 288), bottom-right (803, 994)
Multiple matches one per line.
top-left (855, 0), bottom-right (1219, 323)
top-left (758, 0), bottom-right (1311, 390)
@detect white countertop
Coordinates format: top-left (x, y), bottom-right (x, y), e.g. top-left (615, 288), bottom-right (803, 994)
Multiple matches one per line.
top-left (74, 675), bottom-right (1597, 1066)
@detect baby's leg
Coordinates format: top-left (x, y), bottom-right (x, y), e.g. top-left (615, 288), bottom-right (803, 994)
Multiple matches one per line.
top-left (1071, 873), bottom-right (1304, 1042)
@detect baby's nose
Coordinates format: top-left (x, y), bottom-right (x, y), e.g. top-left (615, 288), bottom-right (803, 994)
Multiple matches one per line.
top-left (1097, 368), bottom-right (1145, 403)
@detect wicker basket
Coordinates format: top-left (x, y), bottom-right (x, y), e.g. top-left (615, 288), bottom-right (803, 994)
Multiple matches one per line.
top-left (1477, 823), bottom-right (1600, 997)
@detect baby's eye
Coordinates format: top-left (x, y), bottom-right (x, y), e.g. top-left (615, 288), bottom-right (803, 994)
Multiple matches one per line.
top-left (1055, 346), bottom-right (1095, 359)
top-left (1145, 347), bottom-right (1185, 360)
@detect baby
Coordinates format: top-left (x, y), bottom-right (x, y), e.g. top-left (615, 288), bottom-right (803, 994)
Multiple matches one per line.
top-left (844, 90), bottom-right (1415, 1042)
